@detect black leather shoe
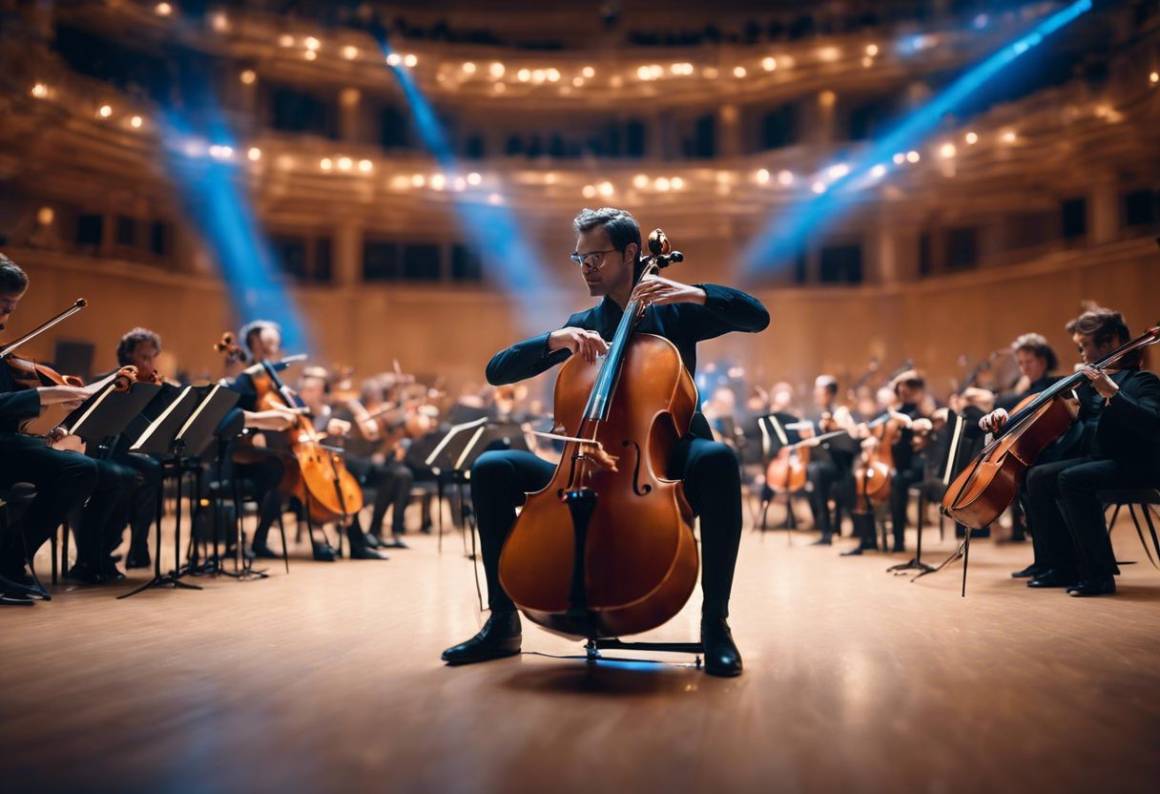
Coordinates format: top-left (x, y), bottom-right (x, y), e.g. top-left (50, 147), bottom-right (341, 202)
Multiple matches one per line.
top-left (0, 572), bottom-right (48, 600)
top-left (381, 536), bottom-right (409, 549)
top-left (1028, 570), bottom-right (1077, 588)
top-left (350, 544), bottom-right (389, 560)
top-left (0, 593), bottom-right (34, 606)
top-left (100, 561), bottom-right (126, 583)
top-left (1011, 564), bottom-right (1044, 579)
top-left (442, 611), bottom-right (522, 665)
top-left (1067, 576), bottom-right (1116, 597)
top-left (125, 547), bottom-right (151, 569)
top-left (311, 543), bottom-right (338, 562)
top-left (66, 563), bottom-right (105, 585)
top-left (811, 537), bottom-right (833, 546)
top-left (252, 544), bottom-right (279, 560)
top-left (701, 617), bottom-right (743, 677)
top-left (365, 533), bottom-right (385, 549)
top-left (840, 544), bottom-right (875, 556)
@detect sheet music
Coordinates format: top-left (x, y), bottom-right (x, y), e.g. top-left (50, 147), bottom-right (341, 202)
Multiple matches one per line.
top-left (175, 384), bottom-right (221, 441)
top-left (455, 425), bottom-right (488, 472)
top-left (130, 386), bottom-right (193, 452)
top-left (425, 416), bottom-right (488, 467)
top-left (63, 380), bottom-right (116, 436)
top-left (942, 412), bottom-right (965, 486)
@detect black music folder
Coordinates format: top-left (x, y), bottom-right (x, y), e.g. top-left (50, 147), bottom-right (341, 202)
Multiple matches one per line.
top-left (128, 385), bottom-right (205, 457)
top-left (173, 384), bottom-right (240, 458)
top-left (65, 381), bottom-right (162, 443)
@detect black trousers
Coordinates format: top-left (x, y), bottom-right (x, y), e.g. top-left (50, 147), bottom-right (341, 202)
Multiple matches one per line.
top-left (230, 450), bottom-right (286, 549)
top-left (1025, 456), bottom-right (1160, 580)
top-left (109, 452), bottom-right (162, 554)
top-left (807, 458), bottom-right (850, 540)
top-left (0, 436), bottom-right (97, 574)
top-left (74, 459), bottom-right (139, 568)
top-left (471, 436), bottom-right (743, 620)
top-left (347, 456), bottom-right (413, 536)
top-left (889, 460), bottom-right (925, 549)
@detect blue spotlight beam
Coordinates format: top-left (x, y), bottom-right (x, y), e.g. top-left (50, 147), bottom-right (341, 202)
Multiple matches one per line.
top-left (742, 0), bottom-right (1093, 276)
top-left (160, 110), bottom-right (308, 352)
top-left (383, 49), bottom-right (568, 331)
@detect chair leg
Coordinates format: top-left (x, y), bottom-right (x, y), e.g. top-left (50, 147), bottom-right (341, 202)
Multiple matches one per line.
top-left (1107, 503), bottom-right (1122, 534)
top-left (50, 527), bottom-right (59, 586)
top-left (276, 512), bottom-right (290, 574)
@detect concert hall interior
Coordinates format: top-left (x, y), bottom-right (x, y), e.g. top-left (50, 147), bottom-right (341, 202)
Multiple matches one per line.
top-left (1, 0), bottom-right (1158, 792)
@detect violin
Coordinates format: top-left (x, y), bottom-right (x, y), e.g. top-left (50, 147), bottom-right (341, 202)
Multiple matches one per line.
top-left (498, 229), bottom-right (698, 640)
top-left (943, 324), bottom-right (1160, 529)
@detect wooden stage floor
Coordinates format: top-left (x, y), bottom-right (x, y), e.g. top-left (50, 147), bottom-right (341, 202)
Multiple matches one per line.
top-left (2, 513), bottom-right (1159, 793)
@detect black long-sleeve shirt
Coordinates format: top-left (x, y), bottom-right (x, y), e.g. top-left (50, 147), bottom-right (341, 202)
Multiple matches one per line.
top-left (0, 364), bottom-right (42, 435)
top-left (484, 283), bottom-right (770, 438)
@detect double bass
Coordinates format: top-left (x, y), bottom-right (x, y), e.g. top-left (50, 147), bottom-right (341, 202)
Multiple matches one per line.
top-left (498, 229), bottom-right (698, 640)
top-left (943, 324), bottom-right (1160, 529)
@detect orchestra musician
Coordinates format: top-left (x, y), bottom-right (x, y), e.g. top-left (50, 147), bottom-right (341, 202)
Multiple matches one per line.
top-left (803, 375), bottom-right (857, 546)
top-left (295, 367), bottom-right (388, 559)
top-left (0, 254), bottom-right (138, 591)
top-left (441, 207), bottom-right (770, 677)
top-left (844, 371), bottom-right (934, 555)
top-left (978, 307), bottom-right (1160, 596)
top-left (222, 321), bottom-right (328, 560)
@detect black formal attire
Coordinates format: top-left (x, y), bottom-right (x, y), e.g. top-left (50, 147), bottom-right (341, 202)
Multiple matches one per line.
top-left (332, 408), bottom-right (414, 538)
top-left (804, 411), bottom-right (857, 542)
top-left (0, 367), bottom-right (97, 576)
top-left (1024, 370), bottom-right (1160, 583)
top-left (473, 284), bottom-right (769, 620)
top-left (222, 371), bottom-right (289, 552)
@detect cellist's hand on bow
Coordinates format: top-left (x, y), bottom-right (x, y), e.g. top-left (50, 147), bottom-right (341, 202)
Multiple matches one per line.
top-left (1082, 367), bottom-right (1119, 399)
top-left (549, 327), bottom-right (609, 363)
top-left (631, 276), bottom-right (706, 310)
top-left (979, 408), bottom-right (1008, 434)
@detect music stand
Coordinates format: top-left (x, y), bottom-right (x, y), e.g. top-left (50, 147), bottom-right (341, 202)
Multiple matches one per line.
top-left (118, 386), bottom-right (207, 599)
top-left (913, 410), bottom-right (976, 595)
top-left (170, 385), bottom-right (239, 576)
top-left (889, 411), bottom-right (965, 577)
top-left (755, 412), bottom-right (804, 537)
top-left (424, 417), bottom-right (488, 555)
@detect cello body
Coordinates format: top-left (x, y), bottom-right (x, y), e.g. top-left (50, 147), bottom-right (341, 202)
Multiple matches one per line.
top-left (250, 364), bottom-right (365, 525)
top-left (498, 332), bottom-right (700, 640)
top-left (766, 444), bottom-right (809, 494)
top-left (942, 393), bottom-right (1074, 530)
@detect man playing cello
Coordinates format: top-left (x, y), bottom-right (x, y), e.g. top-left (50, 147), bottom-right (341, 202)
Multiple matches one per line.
top-left (441, 207), bottom-right (769, 677)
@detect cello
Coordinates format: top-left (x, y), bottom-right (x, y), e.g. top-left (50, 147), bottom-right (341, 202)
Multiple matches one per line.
top-left (222, 337), bottom-right (365, 527)
top-left (497, 229), bottom-right (699, 640)
top-left (943, 324), bottom-right (1160, 529)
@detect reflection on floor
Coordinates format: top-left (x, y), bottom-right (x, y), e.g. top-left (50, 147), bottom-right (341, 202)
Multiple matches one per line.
top-left (1, 511), bottom-right (1158, 793)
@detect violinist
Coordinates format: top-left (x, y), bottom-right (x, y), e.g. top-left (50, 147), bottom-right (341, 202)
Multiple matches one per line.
top-left (0, 255), bottom-right (136, 590)
top-left (441, 207), bottom-right (769, 677)
top-left (978, 307), bottom-right (1160, 596)
top-left (295, 367), bottom-right (387, 559)
top-left (804, 375), bottom-right (856, 546)
top-left (102, 327), bottom-right (166, 570)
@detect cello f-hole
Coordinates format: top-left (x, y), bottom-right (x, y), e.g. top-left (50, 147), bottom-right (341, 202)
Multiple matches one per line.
top-left (622, 439), bottom-right (652, 496)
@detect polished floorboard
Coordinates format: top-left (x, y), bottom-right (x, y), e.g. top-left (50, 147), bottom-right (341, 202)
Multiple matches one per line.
top-left (2, 506), bottom-right (1159, 794)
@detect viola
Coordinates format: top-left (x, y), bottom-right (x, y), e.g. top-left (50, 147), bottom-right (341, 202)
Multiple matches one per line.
top-left (498, 229), bottom-right (698, 640)
top-left (943, 324), bottom-right (1160, 529)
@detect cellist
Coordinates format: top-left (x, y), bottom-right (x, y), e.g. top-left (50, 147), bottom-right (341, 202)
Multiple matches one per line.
top-left (978, 307), bottom-right (1160, 596)
top-left (441, 207), bottom-right (769, 677)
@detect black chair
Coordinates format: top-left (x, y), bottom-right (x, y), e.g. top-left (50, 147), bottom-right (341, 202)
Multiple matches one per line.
top-left (1100, 489), bottom-right (1160, 568)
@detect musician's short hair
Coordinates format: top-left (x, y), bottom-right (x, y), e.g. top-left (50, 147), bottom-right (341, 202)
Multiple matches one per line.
top-left (1011, 333), bottom-right (1058, 372)
top-left (892, 370), bottom-right (926, 395)
top-left (300, 366), bottom-right (330, 393)
top-left (1067, 305), bottom-right (1137, 367)
top-left (574, 207), bottom-right (643, 278)
top-left (0, 253), bottom-right (28, 295)
top-left (815, 375), bottom-right (838, 396)
top-left (240, 319), bottom-right (281, 352)
top-left (116, 327), bottom-right (161, 366)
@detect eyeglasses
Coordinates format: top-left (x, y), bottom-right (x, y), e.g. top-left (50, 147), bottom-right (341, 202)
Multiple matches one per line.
top-left (569, 249), bottom-right (617, 269)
